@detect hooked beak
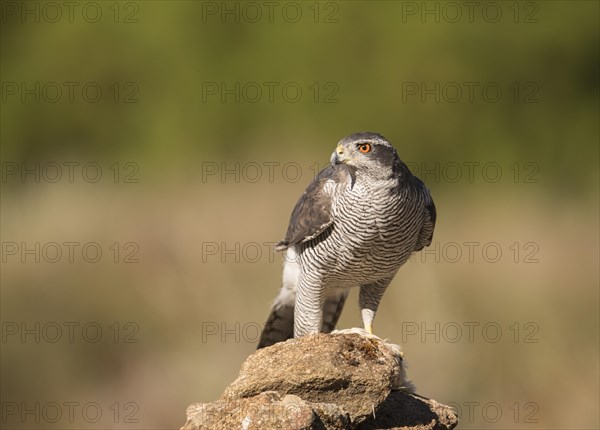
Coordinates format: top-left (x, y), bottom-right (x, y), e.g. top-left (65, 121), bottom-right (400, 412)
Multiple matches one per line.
top-left (330, 144), bottom-right (347, 165)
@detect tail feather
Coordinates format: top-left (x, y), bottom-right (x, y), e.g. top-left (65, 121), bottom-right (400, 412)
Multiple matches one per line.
top-left (258, 247), bottom-right (298, 349)
top-left (257, 303), bottom-right (295, 349)
top-left (322, 290), bottom-right (349, 333)
top-left (257, 289), bottom-right (350, 349)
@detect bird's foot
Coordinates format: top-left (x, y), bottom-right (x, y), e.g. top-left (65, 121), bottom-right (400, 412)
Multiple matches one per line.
top-left (331, 327), bottom-right (413, 392)
top-left (331, 327), bottom-right (404, 359)
top-left (331, 327), bottom-right (372, 337)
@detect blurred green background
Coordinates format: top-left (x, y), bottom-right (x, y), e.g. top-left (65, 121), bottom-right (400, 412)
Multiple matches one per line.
top-left (1, 1), bottom-right (598, 428)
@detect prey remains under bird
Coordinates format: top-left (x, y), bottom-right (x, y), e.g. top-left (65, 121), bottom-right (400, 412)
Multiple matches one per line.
top-left (257, 132), bottom-right (436, 349)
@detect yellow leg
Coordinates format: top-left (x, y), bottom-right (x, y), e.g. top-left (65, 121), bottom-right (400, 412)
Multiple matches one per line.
top-left (365, 322), bottom-right (373, 335)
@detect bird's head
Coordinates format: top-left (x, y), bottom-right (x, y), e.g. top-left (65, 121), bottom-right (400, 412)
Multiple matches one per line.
top-left (330, 132), bottom-right (400, 173)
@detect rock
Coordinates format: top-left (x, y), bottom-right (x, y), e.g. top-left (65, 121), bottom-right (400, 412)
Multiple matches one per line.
top-left (182, 331), bottom-right (458, 430)
top-left (357, 391), bottom-right (459, 430)
top-left (181, 391), bottom-right (350, 430)
top-left (222, 331), bottom-right (409, 421)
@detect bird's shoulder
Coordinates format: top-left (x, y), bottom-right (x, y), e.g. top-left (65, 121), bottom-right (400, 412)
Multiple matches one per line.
top-left (275, 164), bottom-right (356, 250)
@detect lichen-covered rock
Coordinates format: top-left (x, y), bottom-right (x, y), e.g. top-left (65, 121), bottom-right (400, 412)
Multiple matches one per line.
top-left (222, 332), bottom-right (408, 422)
top-left (183, 331), bottom-right (457, 430)
top-left (181, 391), bottom-right (349, 430)
top-left (357, 391), bottom-right (458, 430)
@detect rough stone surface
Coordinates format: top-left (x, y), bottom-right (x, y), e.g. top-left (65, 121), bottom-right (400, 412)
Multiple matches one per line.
top-left (182, 332), bottom-right (458, 430)
top-left (181, 391), bottom-right (349, 430)
top-left (357, 392), bottom-right (459, 430)
top-left (222, 332), bottom-right (406, 421)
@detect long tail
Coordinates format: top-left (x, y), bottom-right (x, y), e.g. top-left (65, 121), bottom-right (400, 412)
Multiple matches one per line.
top-left (322, 289), bottom-right (349, 333)
top-left (257, 302), bottom-right (295, 349)
top-left (258, 247), bottom-right (298, 349)
top-left (257, 288), bottom-right (349, 349)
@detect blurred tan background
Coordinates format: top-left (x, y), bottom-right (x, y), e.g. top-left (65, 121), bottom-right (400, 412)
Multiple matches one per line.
top-left (1, 1), bottom-right (598, 429)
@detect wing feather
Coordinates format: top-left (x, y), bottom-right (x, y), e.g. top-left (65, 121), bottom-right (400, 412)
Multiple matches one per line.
top-left (401, 168), bottom-right (436, 252)
top-left (414, 180), bottom-right (436, 251)
top-left (275, 164), bottom-right (355, 251)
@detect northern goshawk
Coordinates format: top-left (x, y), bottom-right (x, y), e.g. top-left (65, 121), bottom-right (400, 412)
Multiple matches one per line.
top-left (258, 132), bottom-right (436, 348)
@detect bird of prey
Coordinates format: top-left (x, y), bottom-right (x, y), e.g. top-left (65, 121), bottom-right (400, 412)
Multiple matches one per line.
top-left (257, 132), bottom-right (436, 349)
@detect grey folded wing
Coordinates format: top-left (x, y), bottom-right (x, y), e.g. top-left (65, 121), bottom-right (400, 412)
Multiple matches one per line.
top-left (275, 164), bottom-right (356, 251)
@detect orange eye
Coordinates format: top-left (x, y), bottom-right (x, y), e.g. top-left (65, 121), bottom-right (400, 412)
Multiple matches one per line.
top-left (358, 143), bottom-right (372, 153)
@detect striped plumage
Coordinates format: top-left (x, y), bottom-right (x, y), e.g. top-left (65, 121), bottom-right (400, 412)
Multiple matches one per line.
top-left (258, 132), bottom-right (436, 349)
